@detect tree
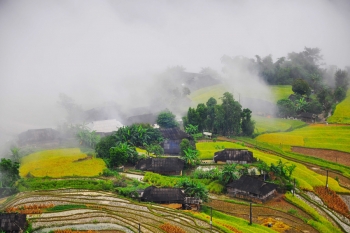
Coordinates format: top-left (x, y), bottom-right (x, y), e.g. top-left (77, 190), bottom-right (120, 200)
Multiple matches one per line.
top-left (221, 92), bottom-right (242, 136)
top-left (0, 158), bottom-right (20, 187)
top-left (241, 108), bottom-right (255, 136)
top-left (185, 124), bottom-right (198, 135)
top-left (73, 123), bottom-right (100, 149)
top-left (334, 87), bottom-right (346, 102)
top-left (144, 143), bottom-right (164, 157)
top-left (95, 135), bottom-right (118, 159)
top-left (177, 179), bottom-right (208, 202)
top-left (277, 98), bottom-right (296, 117)
top-left (58, 93), bottom-right (86, 123)
top-left (292, 78), bottom-right (311, 96)
top-left (220, 163), bottom-right (239, 185)
top-left (335, 69), bottom-right (349, 91)
top-left (181, 148), bottom-right (200, 168)
top-left (109, 143), bottom-right (138, 167)
top-left (206, 97), bottom-right (217, 131)
top-left (156, 110), bottom-right (179, 128)
top-left (196, 103), bottom-right (207, 131)
top-left (180, 138), bottom-right (195, 156)
top-left (10, 147), bottom-right (20, 163)
top-left (305, 99), bottom-right (323, 114)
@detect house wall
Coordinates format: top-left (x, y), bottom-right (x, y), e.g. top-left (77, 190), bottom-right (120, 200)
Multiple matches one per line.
top-left (163, 139), bottom-right (181, 154)
top-left (227, 188), bottom-right (276, 203)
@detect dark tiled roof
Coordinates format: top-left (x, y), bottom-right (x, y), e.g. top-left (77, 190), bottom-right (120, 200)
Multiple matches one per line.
top-left (159, 127), bottom-right (193, 140)
top-left (214, 149), bottom-right (256, 163)
top-left (141, 186), bottom-right (186, 203)
top-left (135, 158), bottom-right (184, 172)
top-left (0, 213), bottom-right (27, 232)
top-left (227, 176), bottom-right (277, 196)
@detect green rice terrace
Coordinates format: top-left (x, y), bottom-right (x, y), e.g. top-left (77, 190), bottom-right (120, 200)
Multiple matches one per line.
top-left (2, 79), bottom-right (350, 233)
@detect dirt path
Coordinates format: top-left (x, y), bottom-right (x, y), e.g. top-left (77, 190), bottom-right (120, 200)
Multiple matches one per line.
top-left (292, 147), bottom-right (350, 167)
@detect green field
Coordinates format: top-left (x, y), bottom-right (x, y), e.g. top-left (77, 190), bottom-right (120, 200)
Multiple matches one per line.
top-left (196, 141), bottom-right (244, 160)
top-left (256, 124), bottom-right (350, 153)
top-left (189, 84), bottom-right (292, 106)
top-left (19, 148), bottom-right (106, 178)
top-left (196, 141), bottom-right (349, 192)
top-left (327, 89), bottom-right (350, 124)
top-left (253, 115), bottom-right (306, 134)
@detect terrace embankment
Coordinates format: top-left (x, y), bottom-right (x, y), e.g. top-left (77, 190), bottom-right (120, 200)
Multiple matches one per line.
top-left (292, 147), bottom-right (350, 167)
top-left (205, 198), bottom-right (317, 233)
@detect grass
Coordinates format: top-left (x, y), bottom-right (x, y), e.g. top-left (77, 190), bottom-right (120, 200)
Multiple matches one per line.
top-left (196, 141), bottom-right (349, 192)
top-left (328, 89), bottom-right (350, 124)
top-left (237, 137), bottom-right (350, 179)
top-left (256, 124), bottom-right (350, 153)
top-left (269, 85), bottom-right (293, 101)
top-left (19, 148), bottom-right (106, 178)
top-left (196, 141), bottom-right (245, 160)
top-left (46, 204), bottom-right (87, 212)
top-left (192, 206), bottom-right (276, 233)
top-left (17, 178), bottom-right (114, 191)
top-left (189, 84), bottom-right (292, 106)
top-left (285, 193), bottom-right (342, 233)
top-left (253, 116), bottom-right (307, 135)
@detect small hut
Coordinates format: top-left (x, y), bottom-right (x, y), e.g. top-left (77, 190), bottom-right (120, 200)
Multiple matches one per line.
top-left (0, 213), bottom-right (27, 233)
top-left (227, 176), bottom-right (278, 203)
top-left (213, 149), bottom-right (256, 164)
top-left (135, 158), bottom-right (184, 175)
top-left (159, 127), bottom-right (195, 155)
top-left (140, 186), bottom-right (186, 203)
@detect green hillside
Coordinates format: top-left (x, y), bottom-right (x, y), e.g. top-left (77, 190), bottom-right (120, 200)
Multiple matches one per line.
top-left (253, 115), bottom-right (306, 134)
top-left (189, 84), bottom-right (292, 106)
top-left (256, 124), bottom-right (350, 153)
top-left (327, 89), bottom-right (350, 124)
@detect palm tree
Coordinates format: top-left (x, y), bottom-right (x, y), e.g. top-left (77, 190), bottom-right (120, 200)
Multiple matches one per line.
top-left (181, 148), bottom-right (200, 168)
top-left (220, 163), bottom-right (239, 185)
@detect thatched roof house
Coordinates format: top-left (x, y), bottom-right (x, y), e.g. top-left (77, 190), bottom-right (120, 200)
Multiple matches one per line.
top-left (140, 186), bottom-right (186, 203)
top-left (135, 157), bottom-right (184, 175)
top-left (213, 149), bottom-right (256, 164)
top-left (18, 128), bottom-right (60, 147)
top-left (227, 176), bottom-right (278, 203)
top-left (0, 213), bottom-right (27, 233)
top-left (159, 127), bottom-right (195, 154)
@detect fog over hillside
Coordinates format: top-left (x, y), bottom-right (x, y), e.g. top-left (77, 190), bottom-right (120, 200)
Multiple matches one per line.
top-left (1, 0), bottom-right (350, 143)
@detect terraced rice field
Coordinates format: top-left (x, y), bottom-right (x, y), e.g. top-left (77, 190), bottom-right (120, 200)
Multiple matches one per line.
top-left (206, 199), bottom-right (317, 233)
top-left (20, 148), bottom-right (106, 178)
top-left (197, 141), bottom-right (349, 192)
top-left (253, 116), bottom-right (306, 135)
top-left (256, 124), bottom-right (350, 153)
top-left (327, 90), bottom-right (350, 124)
top-left (1, 190), bottom-right (220, 233)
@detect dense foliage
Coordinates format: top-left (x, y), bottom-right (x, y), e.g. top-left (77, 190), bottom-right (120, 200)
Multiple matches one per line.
top-left (0, 158), bottom-right (20, 187)
top-left (95, 123), bottom-right (163, 167)
top-left (156, 110), bottom-right (179, 128)
top-left (183, 92), bottom-right (255, 136)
